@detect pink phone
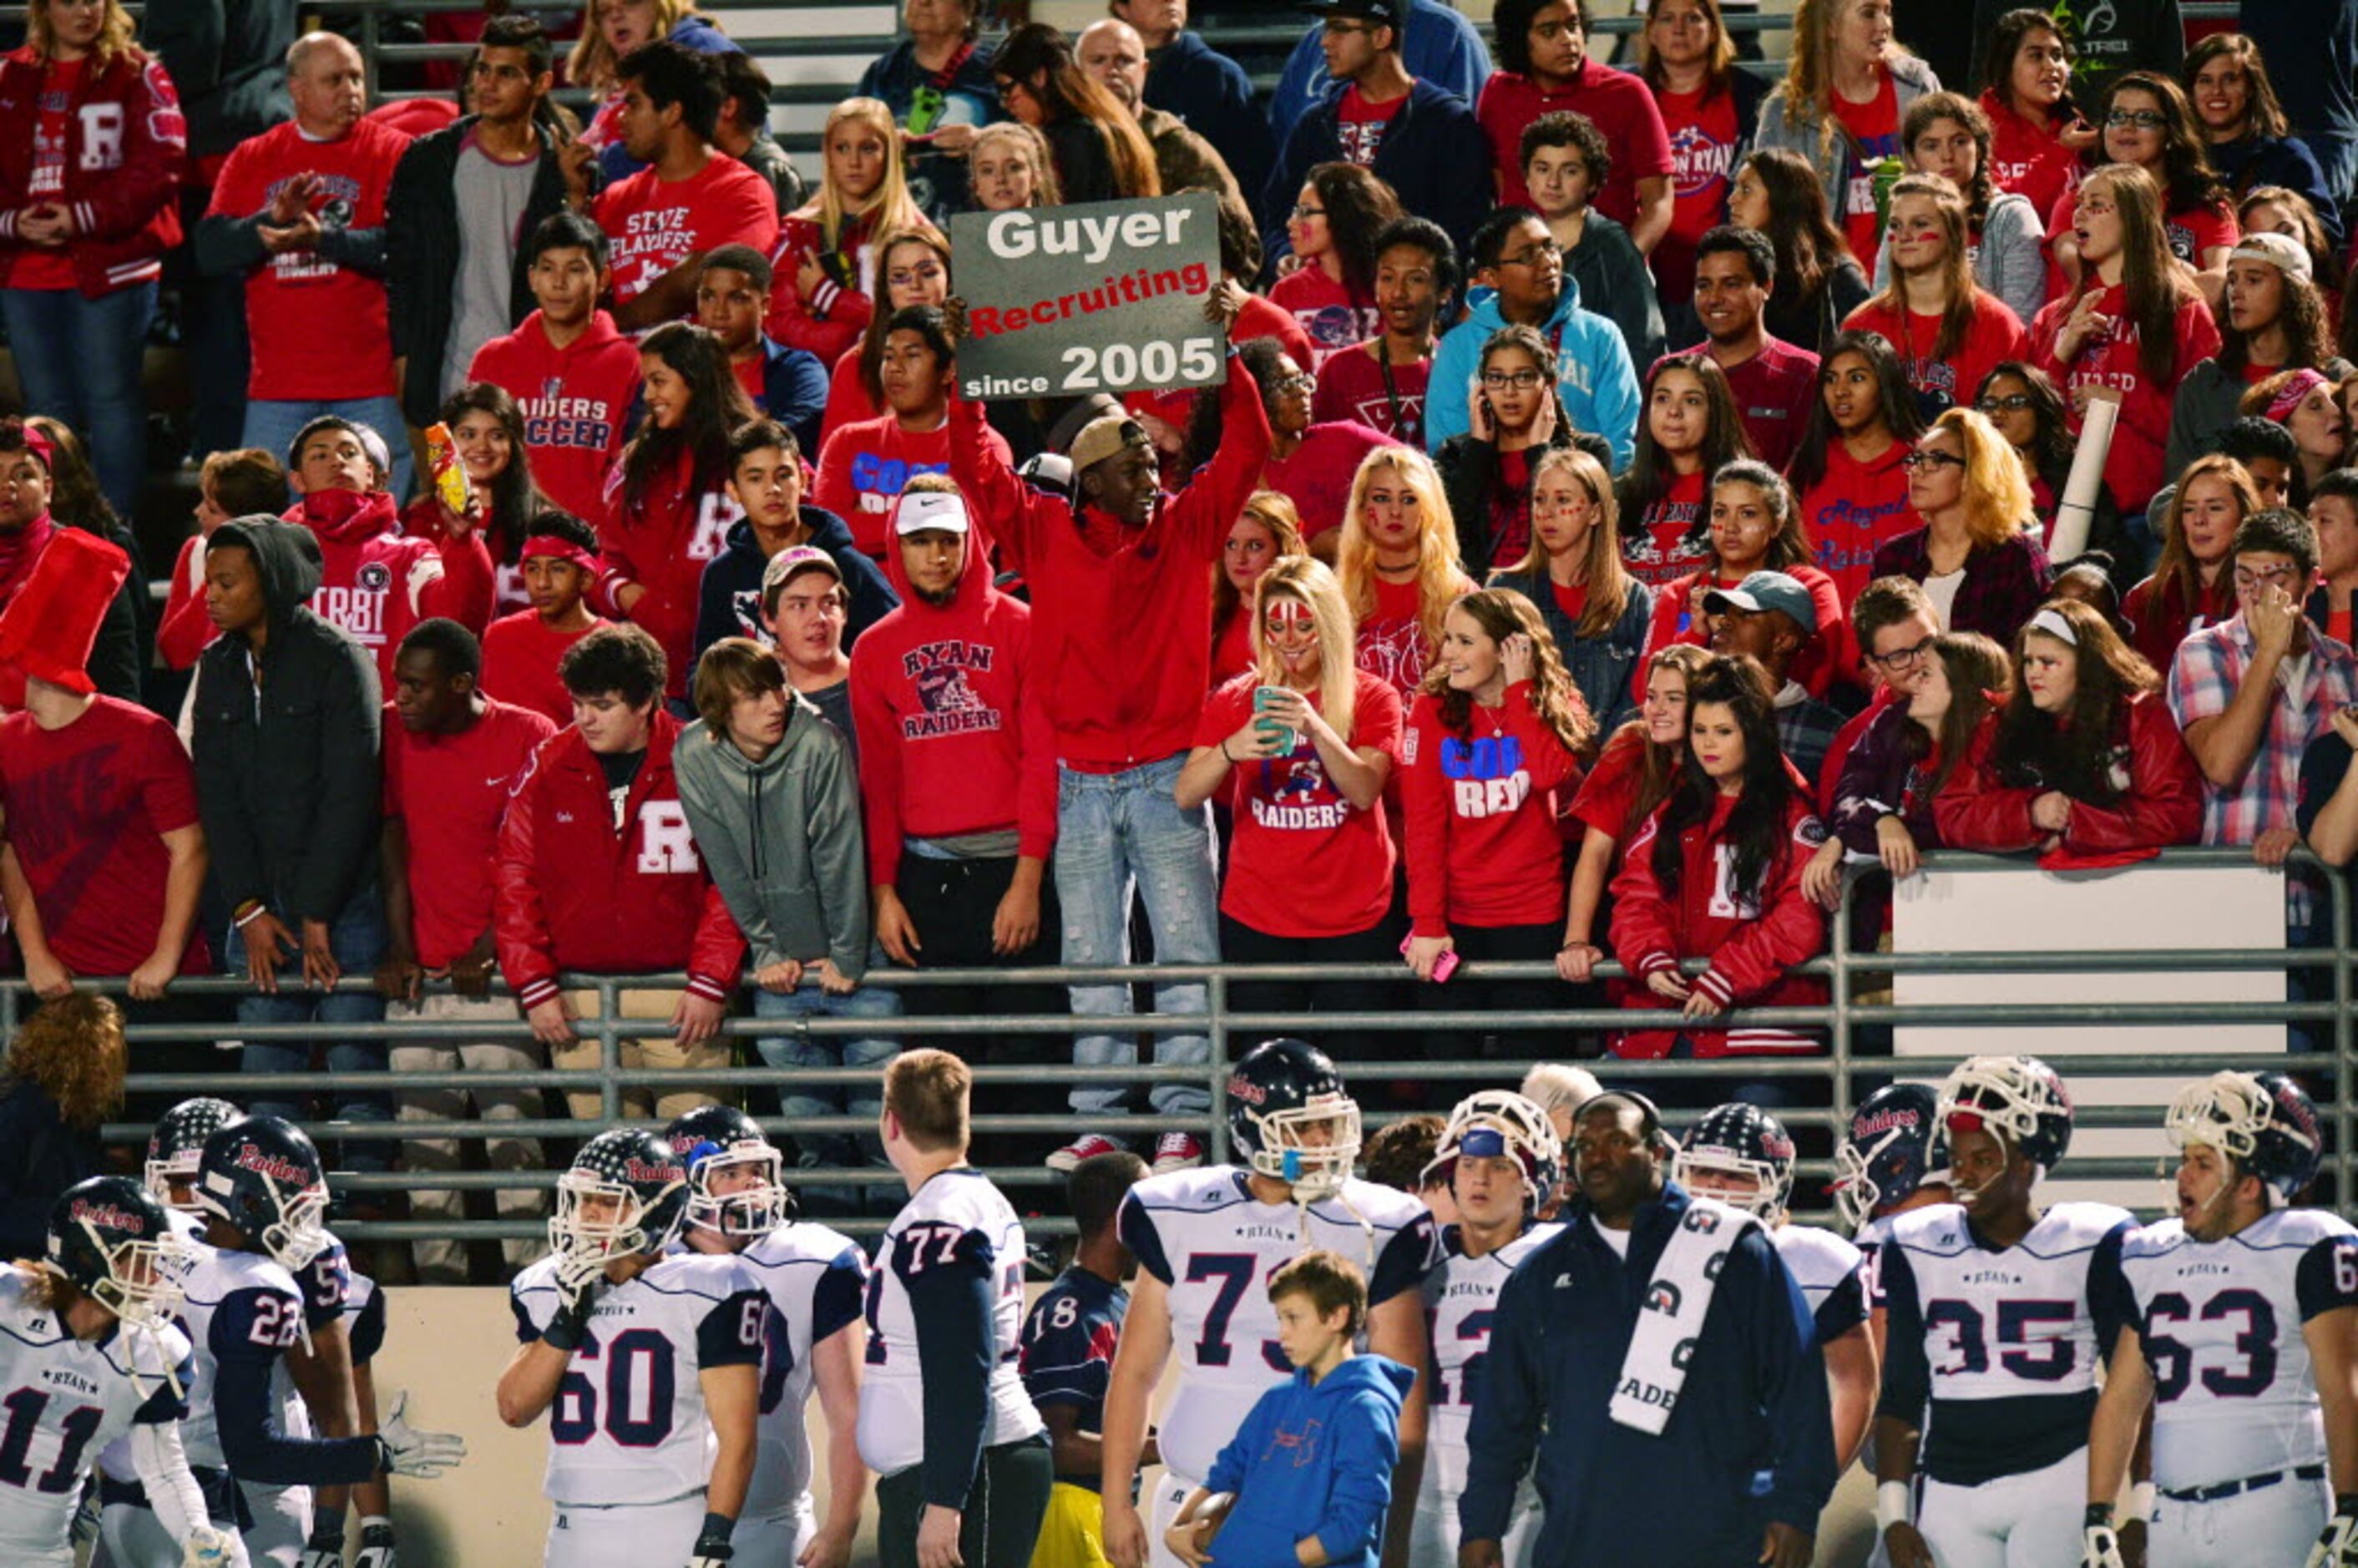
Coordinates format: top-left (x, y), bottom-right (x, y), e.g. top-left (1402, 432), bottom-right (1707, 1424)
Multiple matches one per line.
top-left (1401, 933), bottom-right (1460, 983)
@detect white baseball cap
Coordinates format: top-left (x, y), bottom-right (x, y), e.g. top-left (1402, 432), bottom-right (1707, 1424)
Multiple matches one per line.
top-left (894, 488), bottom-right (970, 537)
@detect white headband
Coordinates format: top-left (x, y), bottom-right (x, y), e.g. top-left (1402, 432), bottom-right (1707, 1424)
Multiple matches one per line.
top-left (2027, 606), bottom-right (2079, 646)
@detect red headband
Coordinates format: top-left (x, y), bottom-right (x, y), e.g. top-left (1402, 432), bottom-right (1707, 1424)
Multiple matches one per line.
top-left (521, 534), bottom-right (598, 571)
top-left (14, 423), bottom-right (53, 472)
top-left (2265, 369), bottom-right (2330, 427)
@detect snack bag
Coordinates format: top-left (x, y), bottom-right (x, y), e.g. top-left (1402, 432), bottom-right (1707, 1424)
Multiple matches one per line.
top-left (424, 422), bottom-right (471, 515)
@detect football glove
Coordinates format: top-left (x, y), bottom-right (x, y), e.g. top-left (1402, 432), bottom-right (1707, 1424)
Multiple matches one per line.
top-left (183, 1525), bottom-right (236, 1567)
top-left (541, 1273), bottom-right (603, 1353)
top-left (2081, 1506), bottom-right (2127, 1568)
top-left (376, 1390), bottom-right (468, 1479)
top-left (686, 1511), bottom-right (734, 1568)
top-left (2305, 1498), bottom-right (2358, 1568)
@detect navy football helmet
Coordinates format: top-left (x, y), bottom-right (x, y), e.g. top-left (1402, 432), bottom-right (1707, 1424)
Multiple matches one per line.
top-left (2165, 1070), bottom-right (2324, 1207)
top-left (665, 1104), bottom-right (788, 1237)
top-left (194, 1115), bottom-right (331, 1272)
top-left (47, 1176), bottom-right (186, 1332)
top-left (1227, 1039), bottom-right (1360, 1201)
top-left (1937, 1055), bottom-right (2074, 1171)
top-left (1673, 1103), bottom-right (1798, 1222)
top-left (550, 1129), bottom-right (691, 1293)
top-left (1424, 1090), bottom-right (1562, 1206)
top-left (1831, 1083), bottom-right (1942, 1232)
top-left (144, 1097), bottom-right (244, 1211)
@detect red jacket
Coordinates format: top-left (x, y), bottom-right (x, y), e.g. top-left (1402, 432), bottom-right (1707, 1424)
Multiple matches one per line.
top-left (1933, 695), bottom-right (2203, 858)
top-left (0, 47), bottom-right (185, 296)
top-left (1609, 788), bottom-right (1827, 1057)
top-left (156, 533), bottom-right (213, 672)
top-left (1402, 682), bottom-right (1586, 936)
top-left (949, 355), bottom-right (1272, 769)
top-left (2029, 283), bottom-right (2220, 514)
top-left (493, 710), bottom-right (744, 1007)
top-left (763, 210), bottom-right (879, 365)
top-left (594, 448), bottom-right (741, 697)
top-left (285, 488), bottom-right (495, 690)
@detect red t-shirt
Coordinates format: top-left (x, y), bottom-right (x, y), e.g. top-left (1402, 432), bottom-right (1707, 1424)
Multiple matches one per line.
top-left (1313, 341), bottom-right (1430, 447)
top-left (1269, 265), bottom-right (1379, 369)
top-left (1625, 468), bottom-right (1709, 585)
top-left (0, 698), bottom-right (208, 977)
top-left (594, 152), bottom-right (780, 306)
top-left (1708, 336), bottom-right (1821, 473)
top-left (1981, 89), bottom-right (2082, 236)
top-left (1842, 291), bottom-right (2027, 413)
top-left (1261, 421), bottom-right (1400, 540)
top-left (1211, 609), bottom-right (1255, 690)
top-left (2045, 182), bottom-right (2240, 275)
top-left (1335, 83), bottom-right (1409, 166)
top-left (481, 609), bottom-right (604, 728)
top-left (1197, 670), bottom-right (1403, 938)
top-left (1800, 437), bottom-right (1915, 605)
top-left (1652, 81), bottom-right (1741, 302)
top-left (812, 412), bottom-right (1008, 556)
top-left (205, 117), bottom-right (412, 399)
top-left (383, 697), bottom-right (559, 968)
top-left (1355, 570), bottom-right (1463, 702)
top-left (15, 58), bottom-right (84, 291)
top-left (1478, 63), bottom-right (1674, 230)
top-left (1552, 579), bottom-right (1589, 624)
top-left (1569, 722), bottom-right (1648, 843)
top-left (1829, 75), bottom-right (1900, 265)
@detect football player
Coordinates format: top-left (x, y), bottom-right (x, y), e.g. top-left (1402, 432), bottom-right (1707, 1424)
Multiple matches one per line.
top-left (1875, 1057), bottom-right (2135, 1568)
top-left (2082, 1071), bottom-right (2358, 1568)
top-left (665, 1105), bottom-right (868, 1568)
top-left (1676, 1102), bottom-right (1880, 1467)
top-left (1412, 1089), bottom-right (1563, 1565)
top-left (1098, 1039), bottom-right (1440, 1568)
top-left (498, 1129), bottom-right (765, 1568)
top-left (1832, 1083), bottom-right (1953, 1322)
top-left (0, 1177), bottom-right (233, 1567)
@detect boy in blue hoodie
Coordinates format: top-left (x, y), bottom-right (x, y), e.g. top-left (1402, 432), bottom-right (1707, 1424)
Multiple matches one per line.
top-left (1164, 1252), bottom-right (1413, 1568)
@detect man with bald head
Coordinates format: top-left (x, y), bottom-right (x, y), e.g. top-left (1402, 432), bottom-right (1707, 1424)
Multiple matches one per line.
top-left (1078, 18), bottom-right (1242, 204)
top-left (1106, 0), bottom-right (1271, 203)
top-left (199, 31), bottom-right (417, 494)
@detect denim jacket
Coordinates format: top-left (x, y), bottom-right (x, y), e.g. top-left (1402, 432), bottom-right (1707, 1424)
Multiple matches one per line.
top-left (1488, 566), bottom-right (1654, 737)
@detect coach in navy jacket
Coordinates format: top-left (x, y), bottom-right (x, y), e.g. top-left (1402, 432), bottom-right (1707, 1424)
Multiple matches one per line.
top-left (1459, 1092), bottom-right (1837, 1568)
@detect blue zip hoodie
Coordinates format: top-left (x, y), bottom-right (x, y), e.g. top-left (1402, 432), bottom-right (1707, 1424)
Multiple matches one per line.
top-left (1202, 1353), bottom-right (1414, 1568)
top-left (1424, 281), bottom-right (1642, 471)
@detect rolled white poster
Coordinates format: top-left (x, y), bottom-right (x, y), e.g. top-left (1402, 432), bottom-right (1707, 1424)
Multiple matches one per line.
top-left (2048, 387), bottom-right (2122, 564)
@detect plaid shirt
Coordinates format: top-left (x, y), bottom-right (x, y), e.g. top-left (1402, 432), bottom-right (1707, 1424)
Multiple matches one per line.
top-left (2167, 615), bottom-right (2358, 848)
top-left (1775, 683), bottom-right (1844, 794)
top-left (1870, 527), bottom-right (2055, 646)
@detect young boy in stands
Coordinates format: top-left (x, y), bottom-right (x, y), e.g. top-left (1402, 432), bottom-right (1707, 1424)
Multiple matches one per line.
top-left (692, 418), bottom-right (897, 665)
top-left (479, 513), bottom-right (606, 727)
top-left (695, 245), bottom-right (827, 453)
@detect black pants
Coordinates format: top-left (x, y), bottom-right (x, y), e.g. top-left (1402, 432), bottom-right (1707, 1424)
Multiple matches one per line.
top-left (896, 852), bottom-right (1067, 1129)
top-left (877, 1435), bottom-right (1054, 1568)
top-left (1218, 913), bottom-right (1403, 1055)
top-left (1414, 920), bottom-right (1573, 1076)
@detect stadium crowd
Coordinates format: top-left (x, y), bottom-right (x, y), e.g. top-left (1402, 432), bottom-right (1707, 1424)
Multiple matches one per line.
top-left (0, 0), bottom-right (2357, 1560)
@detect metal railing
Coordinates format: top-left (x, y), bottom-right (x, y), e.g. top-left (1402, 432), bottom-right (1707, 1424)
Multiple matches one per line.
top-left (31, 846), bottom-right (2351, 1249)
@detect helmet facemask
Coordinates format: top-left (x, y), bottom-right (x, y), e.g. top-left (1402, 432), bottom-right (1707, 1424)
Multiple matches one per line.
top-left (142, 1151), bottom-right (206, 1213)
top-left (79, 1220), bottom-right (190, 1333)
top-left (549, 1170), bottom-right (681, 1293)
top-left (1828, 1140), bottom-right (1879, 1232)
top-left (259, 1181), bottom-right (332, 1274)
top-left (1672, 1145), bottom-right (1785, 1222)
top-left (685, 1141), bottom-right (786, 1239)
top-left (1246, 1094), bottom-right (1362, 1202)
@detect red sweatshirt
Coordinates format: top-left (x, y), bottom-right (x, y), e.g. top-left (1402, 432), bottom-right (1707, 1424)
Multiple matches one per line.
top-left (595, 448), bottom-right (742, 696)
top-left (812, 412), bottom-right (1007, 558)
top-left (1402, 682), bottom-right (1586, 937)
top-left (2029, 281), bottom-right (2221, 514)
top-left (205, 116), bottom-right (410, 400)
top-left (285, 488), bottom-right (495, 689)
top-left (1799, 438), bottom-right (1915, 607)
top-left (1933, 695), bottom-right (2203, 857)
top-left (1843, 291), bottom-right (2027, 416)
top-left (949, 357), bottom-right (1273, 770)
top-left (1981, 89), bottom-right (2081, 239)
top-left (156, 534), bottom-right (213, 672)
top-left (1608, 788), bottom-right (1827, 1057)
top-left (493, 711), bottom-right (744, 1007)
top-left (848, 528), bottom-right (1056, 881)
top-left (468, 309), bottom-right (644, 527)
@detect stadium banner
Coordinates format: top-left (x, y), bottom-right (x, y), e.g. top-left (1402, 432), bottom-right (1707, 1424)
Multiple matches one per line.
top-left (950, 191), bottom-right (1228, 401)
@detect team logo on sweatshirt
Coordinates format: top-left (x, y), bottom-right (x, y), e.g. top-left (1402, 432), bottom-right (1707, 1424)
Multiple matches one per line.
top-left (901, 641), bottom-right (1002, 738)
top-left (1438, 734), bottom-right (1531, 817)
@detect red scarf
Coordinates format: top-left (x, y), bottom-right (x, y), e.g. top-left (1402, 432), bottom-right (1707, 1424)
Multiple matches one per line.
top-left (294, 487), bottom-right (401, 544)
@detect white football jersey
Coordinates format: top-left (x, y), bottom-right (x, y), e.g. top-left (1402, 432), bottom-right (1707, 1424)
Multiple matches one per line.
top-left (1855, 1212), bottom-right (1896, 1312)
top-left (1422, 1222), bottom-right (1561, 1503)
top-left (1117, 1167), bottom-right (1440, 1484)
top-left (98, 1210), bottom-right (204, 1489)
top-left (1774, 1223), bottom-right (1870, 1348)
top-left (0, 1270), bottom-right (193, 1555)
top-left (858, 1168), bottom-right (1043, 1482)
top-left (510, 1252), bottom-right (767, 1508)
top-left (2120, 1209), bottom-right (2358, 1491)
top-left (1880, 1201), bottom-right (2134, 1485)
top-left (170, 1245), bottom-right (311, 1473)
top-left (735, 1222), bottom-right (865, 1520)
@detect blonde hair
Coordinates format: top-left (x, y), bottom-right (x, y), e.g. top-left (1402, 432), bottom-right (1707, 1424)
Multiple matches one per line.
top-left (3, 994), bottom-right (125, 1130)
top-left (969, 121), bottom-right (1064, 209)
top-left (1925, 407), bottom-right (2034, 550)
top-left (1869, 174), bottom-right (1979, 362)
top-left (28, 0), bottom-right (135, 68)
top-left (810, 98), bottom-right (930, 251)
top-left (1497, 445), bottom-right (1638, 640)
top-left (1338, 448), bottom-right (1465, 661)
top-left (1777, 0), bottom-right (1919, 150)
top-left (883, 1048), bottom-right (969, 1151)
top-left (1252, 557), bottom-right (1359, 742)
top-left (568, 0), bottom-right (691, 93)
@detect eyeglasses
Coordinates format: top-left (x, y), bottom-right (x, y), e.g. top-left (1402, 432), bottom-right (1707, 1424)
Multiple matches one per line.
top-left (1499, 240), bottom-right (1564, 268)
top-left (1289, 204), bottom-right (1327, 220)
top-left (1976, 394), bottom-right (2036, 413)
top-left (1271, 372), bottom-right (1316, 394)
top-left (1867, 635), bottom-right (1937, 671)
top-left (2104, 109), bottom-right (2167, 129)
top-left (2234, 564), bottom-right (2302, 589)
top-left (1900, 449), bottom-right (1967, 471)
top-left (1482, 369), bottom-right (1545, 390)
top-left (993, 79), bottom-right (1023, 104)
top-left (887, 262), bottom-right (946, 290)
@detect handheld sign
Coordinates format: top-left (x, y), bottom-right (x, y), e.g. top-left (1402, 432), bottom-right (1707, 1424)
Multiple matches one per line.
top-left (949, 192), bottom-right (1227, 401)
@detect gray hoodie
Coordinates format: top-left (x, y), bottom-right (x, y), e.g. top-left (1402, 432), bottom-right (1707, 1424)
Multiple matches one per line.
top-left (672, 691), bottom-right (869, 980)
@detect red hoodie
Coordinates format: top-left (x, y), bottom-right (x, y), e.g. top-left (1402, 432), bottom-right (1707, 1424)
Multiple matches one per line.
top-left (949, 357), bottom-right (1273, 770)
top-left (848, 526), bottom-right (1056, 883)
top-left (1402, 682), bottom-right (1586, 937)
top-left (2030, 282), bottom-right (2221, 514)
top-left (1608, 788), bottom-right (1827, 1057)
top-left (286, 488), bottom-right (495, 689)
top-left (467, 309), bottom-right (644, 527)
top-left (595, 448), bottom-right (742, 697)
top-left (493, 709), bottom-right (744, 1008)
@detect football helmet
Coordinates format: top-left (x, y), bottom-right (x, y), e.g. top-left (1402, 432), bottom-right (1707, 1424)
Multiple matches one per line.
top-left (1227, 1039), bottom-right (1360, 1201)
top-left (195, 1115), bottom-right (331, 1272)
top-left (46, 1176), bottom-right (186, 1333)
top-left (1830, 1083), bottom-right (1941, 1232)
top-left (550, 1129), bottom-right (691, 1293)
top-left (1672, 1103), bottom-right (1797, 1222)
top-left (1424, 1089), bottom-right (1562, 1206)
top-left (665, 1104), bottom-right (787, 1237)
top-left (144, 1097), bottom-right (244, 1211)
top-left (1937, 1055), bottom-right (2073, 1171)
top-left (2165, 1070), bottom-right (2324, 1207)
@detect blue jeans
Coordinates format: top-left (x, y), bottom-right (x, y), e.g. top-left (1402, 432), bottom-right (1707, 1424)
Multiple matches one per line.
top-left (1056, 755), bottom-right (1218, 1116)
top-left (750, 960), bottom-right (903, 1136)
top-left (243, 394), bottom-right (414, 500)
top-left (226, 888), bottom-right (391, 1171)
top-left (0, 282), bottom-right (154, 519)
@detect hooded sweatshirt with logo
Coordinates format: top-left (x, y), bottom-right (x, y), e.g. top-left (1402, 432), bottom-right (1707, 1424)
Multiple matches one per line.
top-left (285, 487), bottom-right (494, 689)
top-left (848, 523), bottom-right (1055, 883)
top-left (1200, 1354), bottom-right (1415, 1568)
top-left (1424, 280), bottom-right (1642, 468)
top-left (191, 517), bottom-right (382, 926)
top-left (467, 306), bottom-right (644, 526)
